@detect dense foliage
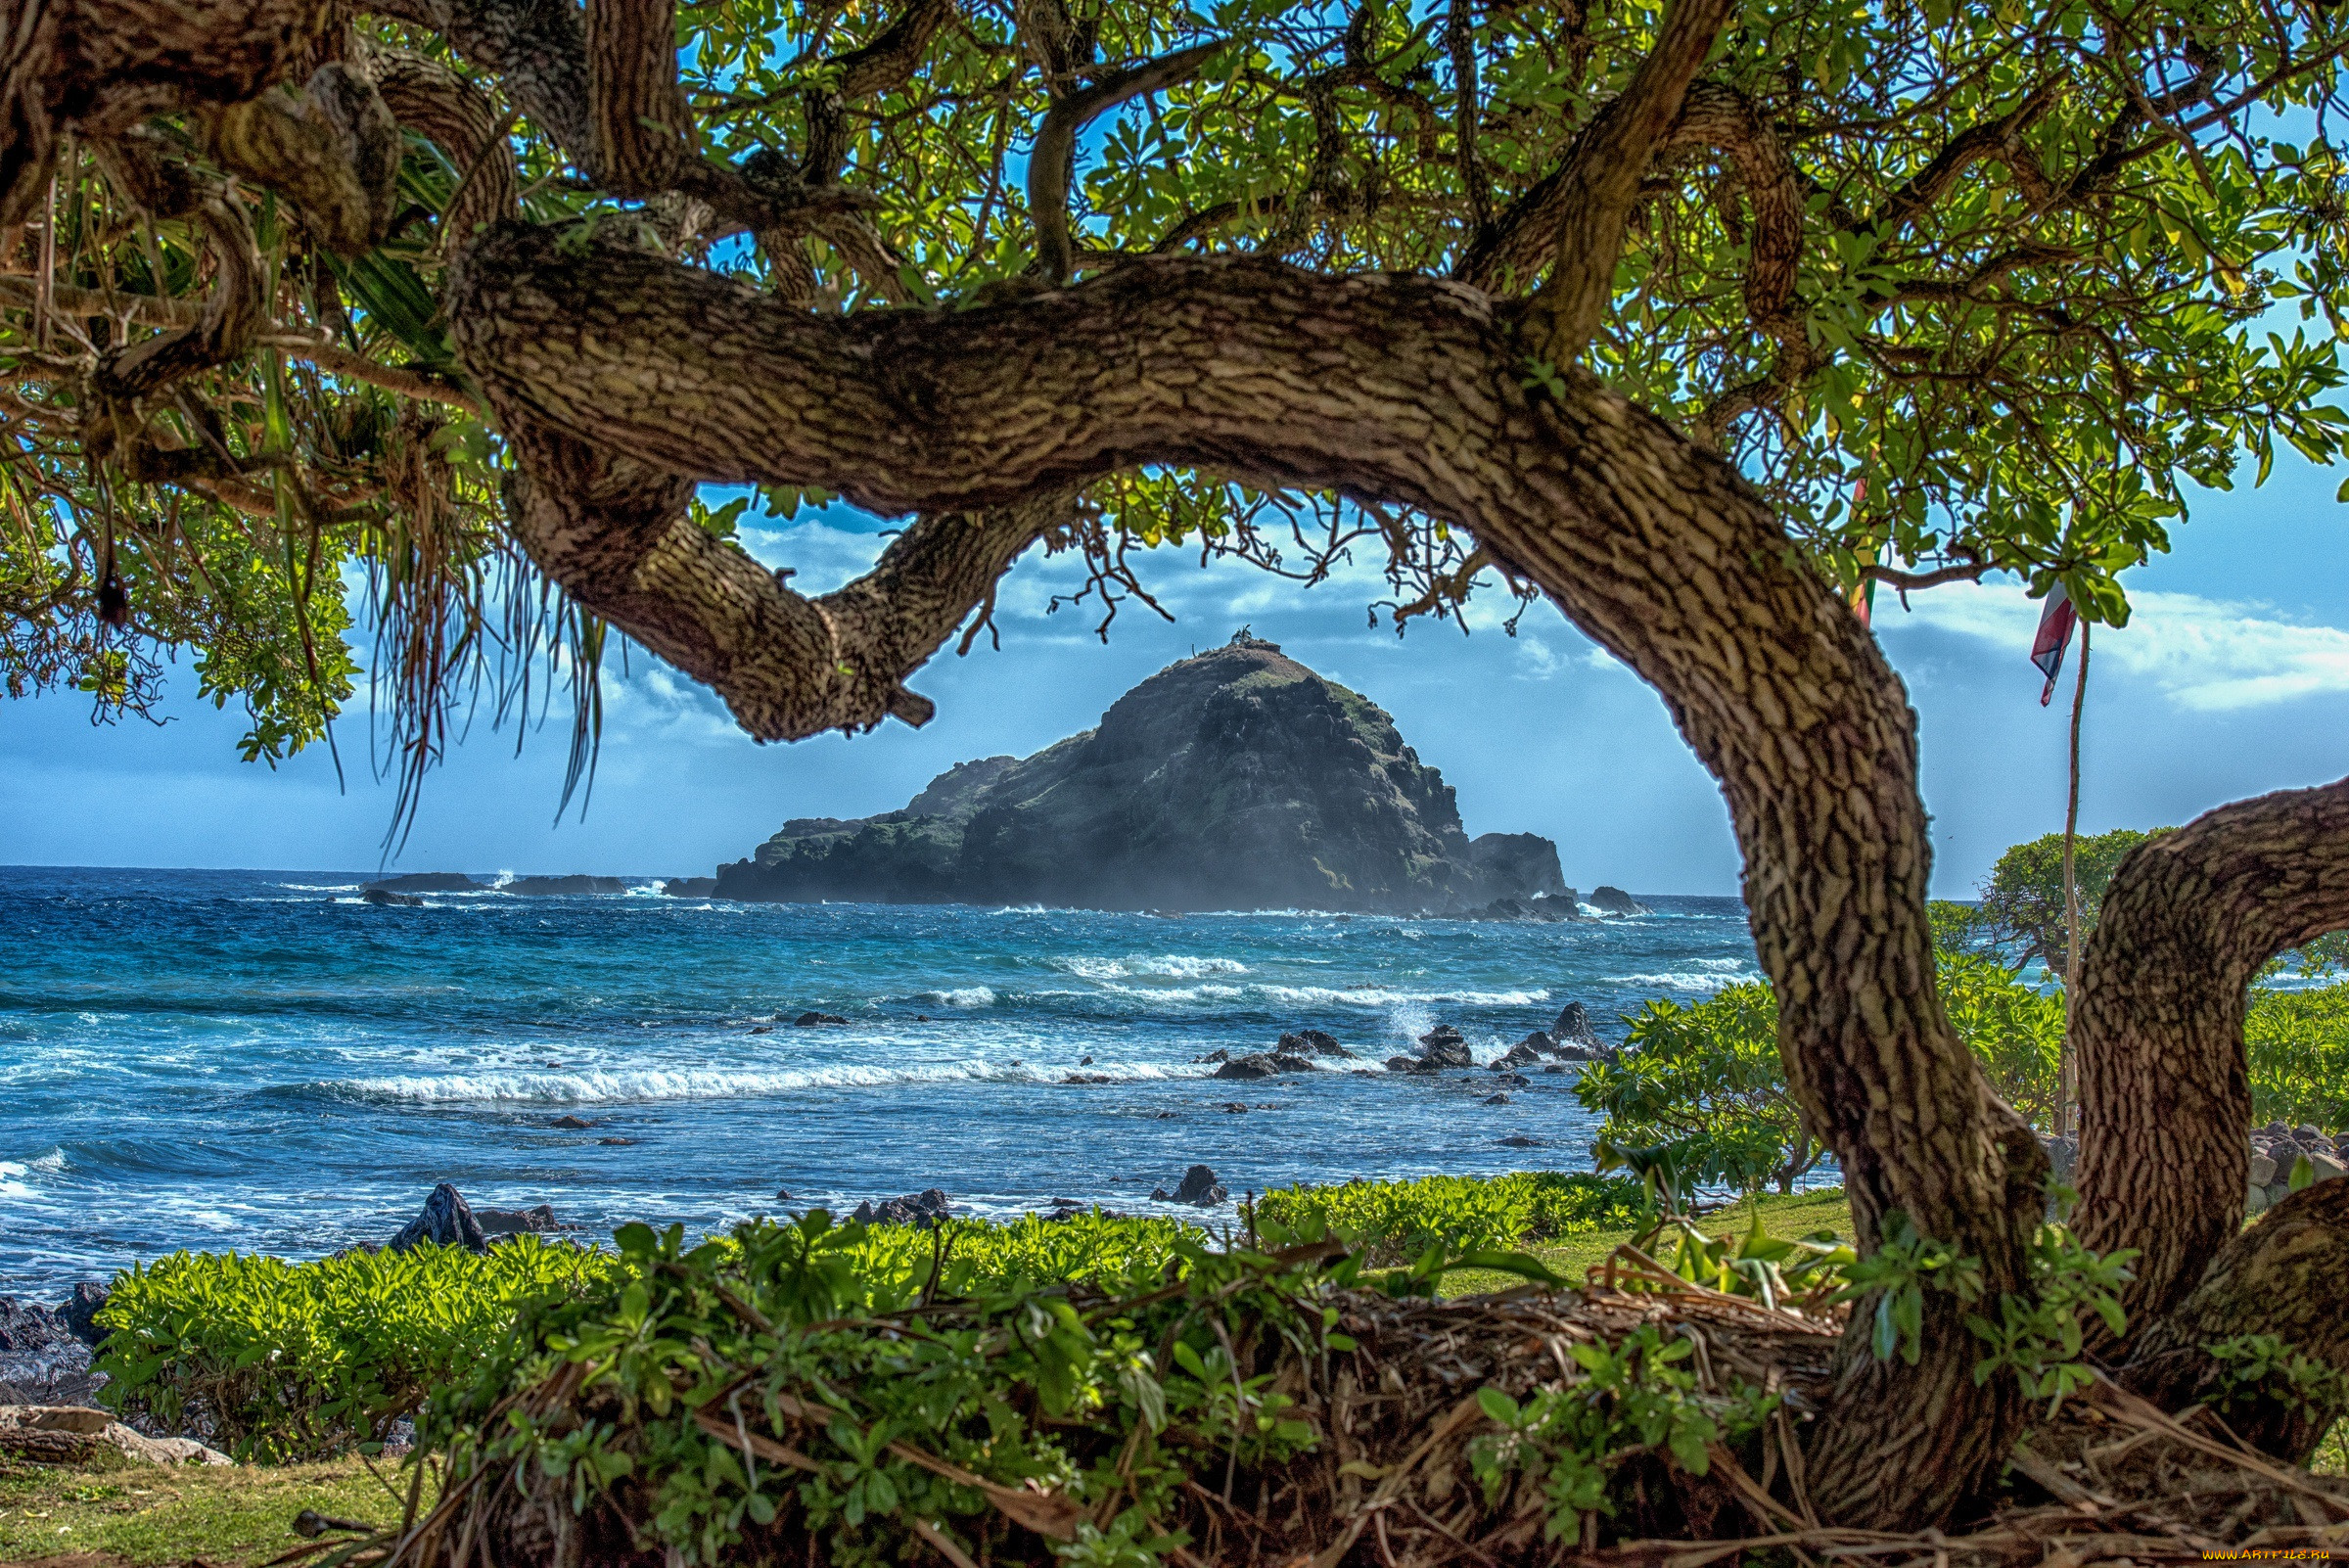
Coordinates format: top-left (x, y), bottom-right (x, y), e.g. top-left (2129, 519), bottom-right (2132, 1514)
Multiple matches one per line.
top-left (1966, 829), bottom-right (2171, 980)
top-left (2246, 983), bottom-right (2349, 1130)
top-left (1253, 1172), bottom-right (1644, 1264)
top-left (1579, 954), bottom-right (2067, 1191)
top-left (95, 1235), bottom-right (622, 1460)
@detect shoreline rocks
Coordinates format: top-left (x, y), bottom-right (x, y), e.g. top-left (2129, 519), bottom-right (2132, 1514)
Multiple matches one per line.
top-left (852, 1189), bottom-right (954, 1227)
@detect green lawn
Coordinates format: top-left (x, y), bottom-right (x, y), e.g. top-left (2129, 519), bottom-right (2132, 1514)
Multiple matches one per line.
top-left (1435, 1186), bottom-right (1854, 1297)
top-left (0, 1451), bottom-right (419, 1566)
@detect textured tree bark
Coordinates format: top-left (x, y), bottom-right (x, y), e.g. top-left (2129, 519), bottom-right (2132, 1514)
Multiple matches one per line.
top-left (2071, 777), bottom-right (2349, 1331)
top-left (446, 229), bottom-right (2046, 1526)
top-left (2121, 1178), bottom-right (2349, 1462)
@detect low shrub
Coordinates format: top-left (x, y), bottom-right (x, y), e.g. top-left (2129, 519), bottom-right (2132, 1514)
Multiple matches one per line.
top-left (1254, 1171), bottom-right (1645, 1265)
top-left (97, 1236), bottom-right (622, 1460)
top-left (2247, 982), bottom-right (2349, 1130)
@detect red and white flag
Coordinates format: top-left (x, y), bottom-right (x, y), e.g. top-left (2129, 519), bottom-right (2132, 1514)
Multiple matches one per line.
top-left (2031, 582), bottom-right (2077, 707)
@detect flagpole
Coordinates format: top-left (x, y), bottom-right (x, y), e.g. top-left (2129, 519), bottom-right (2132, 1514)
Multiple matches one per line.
top-left (2058, 621), bottom-right (2092, 1137)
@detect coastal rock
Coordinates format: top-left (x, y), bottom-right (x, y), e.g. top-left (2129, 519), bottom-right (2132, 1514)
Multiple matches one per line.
top-left (389, 1182), bottom-right (488, 1254)
top-left (1492, 1038), bottom-right (1545, 1071)
top-left (502, 875), bottom-right (628, 896)
top-left (1497, 1134), bottom-right (1543, 1148)
top-left (360, 888), bottom-right (426, 907)
top-left (1212, 1051), bottom-right (1317, 1080)
top-left (1276, 1030), bottom-right (1353, 1058)
top-left (1416, 1025), bottom-right (1474, 1069)
top-left (1483, 1093), bottom-right (1511, 1105)
top-left (363, 872), bottom-right (480, 895)
top-left (0, 1407), bottom-right (230, 1467)
top-left (477, 1203), bottom-right (566, 1236)
top-left (852, 1189), bottom-right (953, 1228)
top-left (1385, 1055), bottom-right (1432, 1074)
top-left (1463, 893), bottom-right (1583, 923)
top-left (1551, 1002), bottom-right (1601, 1045)
top-left (550, 1115), bottom-right (594, 1129)
top-left (714, 634), bottom-right (1563, 913)
top-left (1588, 886), bottom-right (1651, 917)
top-left (1493, 1072), bottom-right (1531, 1088)
top-left (58, 1283), bottom-right (108, 1348)
top-left (1171, 1165), bottom-right (1227, 1206)
top-left (662, 877), bottom-right (718, 897)
top-left (0, 1299), bottom-right (73, 1357)
top-left (795, 1011), bottom-right (848, 1027)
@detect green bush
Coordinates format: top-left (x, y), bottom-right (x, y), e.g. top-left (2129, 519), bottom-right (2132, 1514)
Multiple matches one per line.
top-left (1254, 1172), bottom-right (1644, 1265)
top-left (1578, 957), bottom-right (2068, 1193)
top-left (97, 1236), bottom-right (622, 1460)
top-left (2247, 982), bottom-right (2349, 1130)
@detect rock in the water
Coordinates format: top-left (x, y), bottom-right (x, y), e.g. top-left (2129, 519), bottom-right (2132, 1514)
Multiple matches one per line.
top-left (57, 1283), bottom-right (108, 1349)
top-left (1172, 1165), bottom-right (1227, 1205)
top-left (795, 1011), bottom-right (849, 1026)
top-left (1385, 1055), bottom-right (1434, 1074)
top-left (1497, 1134), bottom-right (1543, 1148)
top-left (550, 1114), bottom-right (594, 1129)
top-left (476, 1203), bottom-right (565, 1236)
top-left (501, 875), bottom-right (628, 896)
top-left (851, 1189), bottom-right (953, 1227)
top-left (1587, 886), bottom-right (1651, 916)
top-left (662, 877), bottom-right (718, 897)
top-left (713, 635), bottom-right (1562, 913)
top-left (1551, 1002), bottom-right (1601, 1045)
top-left (1416, 1025), bottom-right (1474, 1069)
top-left (364, 872), bottom-right (480, 895)
top-left (1492, 1072), bottom-right (1531, 1088)
top-left (1211, 1051), bottom-right (1317, 1080)
top-left (1492, 1038), bottom-right (1544, 1071)
top-left (1277, 1029), bottom-right (1353, 1058)
top-left (389, 1182), bottom-right (488, 1253)
top-left (1483, 1093), bottom-right (1511, 1105)
top-left (359, 887), bottom-right (426, 907)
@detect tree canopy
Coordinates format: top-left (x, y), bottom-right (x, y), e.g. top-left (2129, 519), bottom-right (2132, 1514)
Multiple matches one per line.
top-left (7, 0), bottom-right (2349, 794)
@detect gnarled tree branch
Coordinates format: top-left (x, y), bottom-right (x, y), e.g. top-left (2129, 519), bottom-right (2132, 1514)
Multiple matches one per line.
top-left (1031, 40), bottom-right (1225, 284)
top-left (2072, 775), bottom-right (2349, 1329)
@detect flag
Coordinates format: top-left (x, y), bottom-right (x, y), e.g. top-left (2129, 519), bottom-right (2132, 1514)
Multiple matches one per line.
top-left (2032, 582), bottom-right (2077, 707)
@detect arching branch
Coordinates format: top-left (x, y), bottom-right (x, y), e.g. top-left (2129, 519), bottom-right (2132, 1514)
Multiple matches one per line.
top-left (1030, 41), bottom-right (1226, 284)
top-left (447, 224), bottom-right (2047, 1526)
top-left (2072, 776), bottom-right (2349, 1329)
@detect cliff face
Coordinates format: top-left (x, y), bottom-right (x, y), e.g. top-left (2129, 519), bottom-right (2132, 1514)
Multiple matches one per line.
top-left (714, 633), bottom-right (1563, 912)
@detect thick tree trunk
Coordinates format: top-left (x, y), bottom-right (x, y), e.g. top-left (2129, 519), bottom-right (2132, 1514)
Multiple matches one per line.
top-left (446, 233), bottom-right (2046, 1527)
top-left (2121, 1178), bottom-right (2349, 1462)
top-left (2070, 778), bottom-right (2349, 1331)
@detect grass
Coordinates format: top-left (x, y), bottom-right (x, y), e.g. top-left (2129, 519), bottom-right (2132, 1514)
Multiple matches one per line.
top-left (0, 1451), bottom-right (422, 1566)
top-left (1433, 1186), bottom-right (1854, 1297)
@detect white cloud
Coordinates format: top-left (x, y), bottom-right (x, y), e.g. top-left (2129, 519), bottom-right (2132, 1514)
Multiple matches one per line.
top-left (1890, 581), bottom-right (2349, 712)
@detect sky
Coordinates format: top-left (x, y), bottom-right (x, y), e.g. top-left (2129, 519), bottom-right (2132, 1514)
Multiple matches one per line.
top-left (2, 449), bottom-right (2344, 897)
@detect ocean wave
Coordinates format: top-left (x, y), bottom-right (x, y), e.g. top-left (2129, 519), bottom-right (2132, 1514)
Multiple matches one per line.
top-left (274, 882), bottom-right (360, 893)
top-left (0, 1161), bottom-right (34, 1201)
top-left (286, 1057), bottom-right (1204, 1105)
top-left (1253, 984), bottom-right (1552, 1008)
top-left (1607, 968), bottom-right (1763, 993)
top-left (1063, 954), bottom-right (1251, 981)
top-left (913, 987), bottom-right (997, 1007)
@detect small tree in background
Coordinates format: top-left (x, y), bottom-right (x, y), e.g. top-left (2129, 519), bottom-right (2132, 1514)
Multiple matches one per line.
top-left (1975, 829), bottom-right (2169, 979)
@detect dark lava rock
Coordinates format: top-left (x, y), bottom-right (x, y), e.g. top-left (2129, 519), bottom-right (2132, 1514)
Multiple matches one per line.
top-left (390, 1182), bottom-right (488, 1254)
top-left (852, 1189), bottom-right (953, 1228)
top-left (58, 1282), bottom-right (109, 1348)
top-left (502, 875), bottom-right (628, 896)
top-left (1588, 886), bottom-right (1651, 917)
top-left (1483, 1093), bottom-right (1512, 1105)
top-left (1079, 1055), bottom-right (1093, 1066)
top-left (598, 1136), bottom-right (639, 1145)
top-left (1551, 1002), bottom-right (1601, 1045)
top-left (1386, 1055), bottom-right (1436, 1074)
top-left (1212, 1051), bottom-right (1317, 1080)
top-left (1497, 1134), bottom-right (1543, 1148)
top-left (360, 888), bottom-right (426, 907)
top-left (1493, 1072), bottom-right (1531, 1088)
top-left (1492, 1038), bottom-right (1545, 1071)
top-left (478, 1203), bottom-right (567, 1236)
top-left (1172, 1165), bottom-right (1228, 1206)
top-left (550, 1115), bottom-right (595, 1129)
top-left (1463, 893), bottom-right (1583, 923)
top-left (1195, 1048), bottom-right (1231, 1064)
top-left (795, 1011), bottom-right (849, 1027)
top-left (1219, 1102), bottom-right (1249, 1113)
top-left (749, 1025), bottom-right (774, 1035)
top-left (662, 877), bottom-right (718, 897)
top-left (0, 1298), bottom-right (72, 1356)
top-left (1064, 1073), bottom-right (1115, 1084)
top-left (712, 633), bottom-right (1563, 913)
top-left (1152, 1111), bottom-right (1178, 1120)
top-left (1277, 1029), bottom-right (1354, 1058)
top-left (775, 1189), bottom-right (795, 1202)
top-left (364, 872), bottom-right (481, 895)
top-left (1417, 1025), bottom-right (1475, 1069)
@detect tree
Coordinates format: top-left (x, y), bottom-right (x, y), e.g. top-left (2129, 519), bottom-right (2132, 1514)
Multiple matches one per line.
top-left (10, 0), bottom-right (2349, 1531)
top-left (1975, 828), bottom-right (2169, 979)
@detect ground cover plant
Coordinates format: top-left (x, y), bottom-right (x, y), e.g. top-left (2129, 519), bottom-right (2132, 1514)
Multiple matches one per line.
top-left (0, 1452), bottom-right (412, 1566)
top-left (1253, 1172), bottom-right (1644, 1265)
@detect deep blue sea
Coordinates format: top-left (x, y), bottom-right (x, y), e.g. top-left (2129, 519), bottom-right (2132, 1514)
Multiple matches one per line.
top-left (0, 866), bottom-right (1763, 1297)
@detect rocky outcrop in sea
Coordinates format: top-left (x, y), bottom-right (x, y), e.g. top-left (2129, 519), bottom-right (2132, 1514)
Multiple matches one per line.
top-left (714, 630), bottom-right (1566, 914)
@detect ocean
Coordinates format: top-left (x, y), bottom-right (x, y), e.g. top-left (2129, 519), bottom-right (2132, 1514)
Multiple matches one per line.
top-left (0, 865), bottom-right (1764, 1297)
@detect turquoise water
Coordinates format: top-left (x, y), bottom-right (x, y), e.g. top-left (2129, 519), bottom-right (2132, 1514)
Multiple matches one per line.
top-left (0, 866), bottom-right (1762, 1295)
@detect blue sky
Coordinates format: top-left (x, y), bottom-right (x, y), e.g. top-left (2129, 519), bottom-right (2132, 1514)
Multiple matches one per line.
top-left (2, 450), bottom-right (2343, 896)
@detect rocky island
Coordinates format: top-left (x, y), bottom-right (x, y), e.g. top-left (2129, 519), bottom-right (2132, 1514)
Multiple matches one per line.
top-left (714, 631), bottom-right (1566, 913)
